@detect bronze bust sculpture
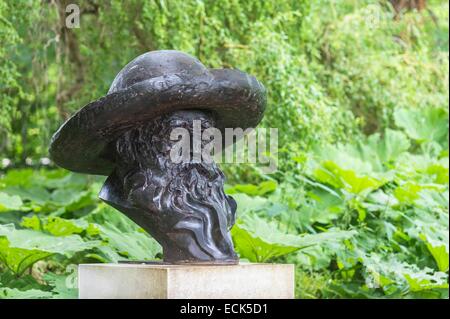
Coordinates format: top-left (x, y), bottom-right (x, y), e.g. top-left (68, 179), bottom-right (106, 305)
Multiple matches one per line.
top-left (49, 50), bottom-right (266, 264)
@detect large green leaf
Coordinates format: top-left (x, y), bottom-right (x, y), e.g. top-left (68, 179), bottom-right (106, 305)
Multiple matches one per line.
top-left (50, 189), bottom-right (96, 211)
top-left (393, 183), bottom-right (443, 205)
top-left (0, 169), bottom-right (79, 190)
top-left (0, 238), bottom-right (53, 276)
top-left (231, 215), bottom-right (355, 262)
top-left (44, 271), bottom-right (78, 299)
top-left (0, 224), bottom-right (99, 275)
top-left (86, 205), bottom-right (161, 261)
top-left (96, 224), bottom-right (161, 261)
top-left (311, 130), bottom-right (410, 175)
top-left (231, 193), bottom-right (270, 218)
top-left (298, 189), bottom-right (344, 224)
top-left (426, 162), bottom-right (449, 185)
top-left (394, 108), bottom-right (449, 144)
top-left (420, 234), bottom-right (449, 272)
top-left (0, 192), bottom-right (23, 212)
top-left (231, 222), bottom-right (300, 262)
top-left (44, 217), bottom-right (88, 236)
top-left (225, 181), bottom-right (277, 196)
top-left (21, 215), bottom-right (97, 237)
top-left (371, 129), bottom-right (411, 164)
top-left (313, 160), bottom-right (386, 195)
top-left (0, 270), bottom-right (49, 291)
top-left (359, 129), bottom-right (411, 170)
top-left (0, 224), bottom-right (98, 254)
top-left (360, 254), bottom-right (449, 294)
top-left (0, 186), bottom-right (49, 206)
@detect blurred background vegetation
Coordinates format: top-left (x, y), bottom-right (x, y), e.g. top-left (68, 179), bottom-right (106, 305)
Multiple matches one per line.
top-left (0, 0), bottom-right (448, 298)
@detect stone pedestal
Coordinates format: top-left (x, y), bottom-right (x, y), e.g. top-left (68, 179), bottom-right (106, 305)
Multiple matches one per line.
top-left (78, 263), bottom-right (294, 299)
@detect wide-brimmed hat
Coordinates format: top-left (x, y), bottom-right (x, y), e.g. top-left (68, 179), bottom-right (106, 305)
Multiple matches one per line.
top-left (49, 50), bottom-right (267, 175)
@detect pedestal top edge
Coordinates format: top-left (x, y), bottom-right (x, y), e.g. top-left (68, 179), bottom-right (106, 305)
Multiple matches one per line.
top-left (78, 262), bottom-right (294, 270)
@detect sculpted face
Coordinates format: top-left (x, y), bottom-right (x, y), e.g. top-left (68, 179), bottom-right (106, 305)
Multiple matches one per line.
top-left (99, 110), bottom-right (238, 264)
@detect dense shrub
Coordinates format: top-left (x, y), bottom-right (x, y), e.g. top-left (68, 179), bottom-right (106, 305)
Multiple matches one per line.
top-left (0, 0), bottom-right (448, 298)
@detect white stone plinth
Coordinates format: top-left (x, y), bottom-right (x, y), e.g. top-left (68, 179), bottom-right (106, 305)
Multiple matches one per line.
top-left (78, 263), bottom-right (294, 299)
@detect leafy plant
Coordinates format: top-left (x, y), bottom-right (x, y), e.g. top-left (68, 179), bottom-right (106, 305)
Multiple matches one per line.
top-left (0, 0), bottom-right (448, 299)
top-left (394, 107), bottom-right (449, 145)
top-left (0, 223), bottom-right (99, 275)
top-left (232, 214), bottom-right (354, 262)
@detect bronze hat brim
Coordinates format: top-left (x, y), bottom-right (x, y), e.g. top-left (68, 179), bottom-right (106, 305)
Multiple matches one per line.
top-left (49, 68), bottom-right (267, 175)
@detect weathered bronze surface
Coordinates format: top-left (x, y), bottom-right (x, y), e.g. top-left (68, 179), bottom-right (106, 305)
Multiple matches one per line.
top-left (49, 50), bottom-right (266, 264)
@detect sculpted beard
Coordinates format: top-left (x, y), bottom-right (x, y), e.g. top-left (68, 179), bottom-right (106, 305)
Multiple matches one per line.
top-left (100, 110), bottom-right (238, 263)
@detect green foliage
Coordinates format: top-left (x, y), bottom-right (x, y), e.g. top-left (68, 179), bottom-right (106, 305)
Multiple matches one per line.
top-left (0, 222), bottom-right (100, 270)
top-left (229, 104), bottom-right (448, 298)
top-left (0, 287), bottom-right (53, 299)
top-left (232, 214), bottom-right (354, 262)
top-left (0, 0), bottom-right (21, 141)
top-left (43, 271), bottom-right (78, 299)
top-left (394, 107), bottom-right (449, 145)
top-left (0, 0), bottom-right (448, 299)
top-left (85, 205), bottom-right (162, 262)
top-left (0, 0), bottom-right (355, 164)
top-left (0, 169), bottom-right (162, 298)
top-left (305, 1), bottom-right (449, 135)
top-left (0, 192), bottom-right (23, 212)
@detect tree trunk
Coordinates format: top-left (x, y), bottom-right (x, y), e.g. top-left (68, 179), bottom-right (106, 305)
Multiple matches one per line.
top-left (389, 0), bottom-right (427, 14)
